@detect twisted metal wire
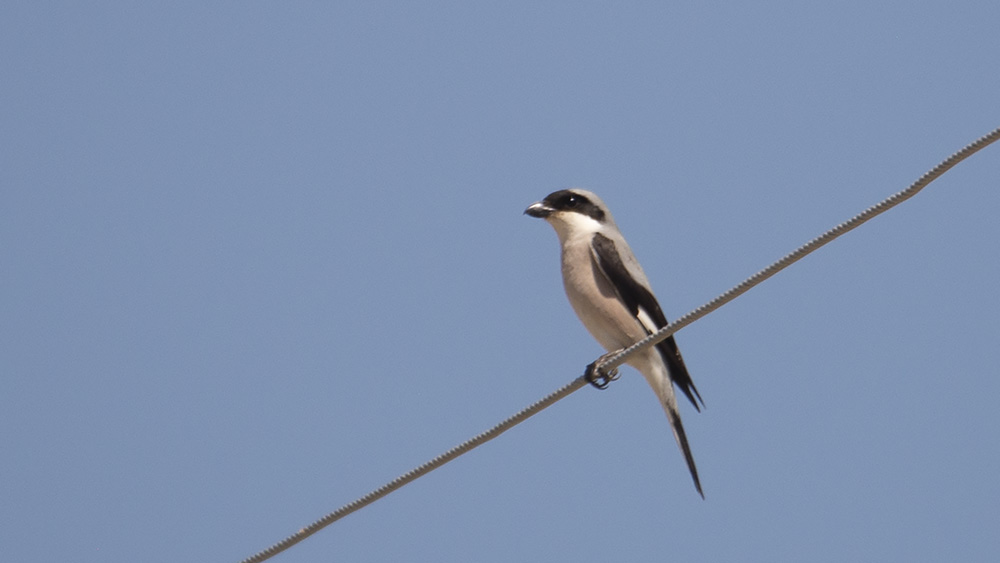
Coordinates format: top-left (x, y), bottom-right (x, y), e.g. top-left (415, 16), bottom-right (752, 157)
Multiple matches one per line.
top-left (238, 376), bottom-right (588, 563)
top-left (238, 126), bottom-right (998, 563)
top-left (597, 126), bottom-right (1000, 374)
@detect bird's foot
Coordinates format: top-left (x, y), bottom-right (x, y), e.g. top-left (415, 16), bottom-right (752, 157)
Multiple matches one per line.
top-left (584, 354), bottom-right (620, 390)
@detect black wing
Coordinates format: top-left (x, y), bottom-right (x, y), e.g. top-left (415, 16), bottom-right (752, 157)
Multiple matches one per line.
top-left (591, 233), bottom-right (704, 411)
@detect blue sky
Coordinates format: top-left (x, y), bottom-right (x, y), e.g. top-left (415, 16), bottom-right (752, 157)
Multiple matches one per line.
top-left (3, 3), bottom-right (999, 562)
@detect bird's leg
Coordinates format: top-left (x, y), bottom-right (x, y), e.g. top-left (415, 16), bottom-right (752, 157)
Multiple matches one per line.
top-left (584, 352), bottom-right (620, 390)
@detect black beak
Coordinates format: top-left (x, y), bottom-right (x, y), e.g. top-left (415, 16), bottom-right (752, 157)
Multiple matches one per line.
top-left (524, 202), bottom-right (552, 218)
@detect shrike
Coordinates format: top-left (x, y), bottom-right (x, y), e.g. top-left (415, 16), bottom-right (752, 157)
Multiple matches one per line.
top-left (525, 189), bottom-right (705, 497)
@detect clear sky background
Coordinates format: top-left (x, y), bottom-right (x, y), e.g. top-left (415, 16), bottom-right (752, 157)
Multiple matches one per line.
top-left (3, 3), bottom-right (999, 562)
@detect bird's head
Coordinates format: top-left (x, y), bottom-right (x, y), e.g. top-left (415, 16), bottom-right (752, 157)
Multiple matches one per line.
top-left (524, 189), bottom-right (615, 242)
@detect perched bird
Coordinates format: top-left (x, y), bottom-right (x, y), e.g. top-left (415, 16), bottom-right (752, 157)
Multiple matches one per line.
top-left (525, 189), bottom-right (705, 497)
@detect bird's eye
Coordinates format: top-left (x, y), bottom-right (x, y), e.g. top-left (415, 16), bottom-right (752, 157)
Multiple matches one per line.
top-left (565, 196), bottom-right (579, 207)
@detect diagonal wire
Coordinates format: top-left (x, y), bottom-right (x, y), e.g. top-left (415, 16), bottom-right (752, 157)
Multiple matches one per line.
top-left (238, 376), bottom-right (589, 563)
top-left (596, 125), bottom-right (1000, 375)
top-left (238, 126), bottom-right (998, 563)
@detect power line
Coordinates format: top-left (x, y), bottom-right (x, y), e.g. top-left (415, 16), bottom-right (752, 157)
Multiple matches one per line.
top-left (596, 126), bottom-right (1000, 377)
top-left (238, 376), bottom-right (588, 563)
top-left (238, 126), bottom-right (999, 563)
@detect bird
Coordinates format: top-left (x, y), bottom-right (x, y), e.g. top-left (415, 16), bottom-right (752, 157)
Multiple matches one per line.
top-left (525, 188), bottom-right (705, 497)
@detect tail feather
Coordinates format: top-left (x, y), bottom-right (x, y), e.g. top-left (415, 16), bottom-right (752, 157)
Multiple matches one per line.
top-left (647, 361), bottom-right (704, 498)
top-left (663, 399), bottom-right (704, 498)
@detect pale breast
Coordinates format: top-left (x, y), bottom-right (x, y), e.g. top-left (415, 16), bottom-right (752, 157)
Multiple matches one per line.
top-left (560, 239), bottom-right (649, 353)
